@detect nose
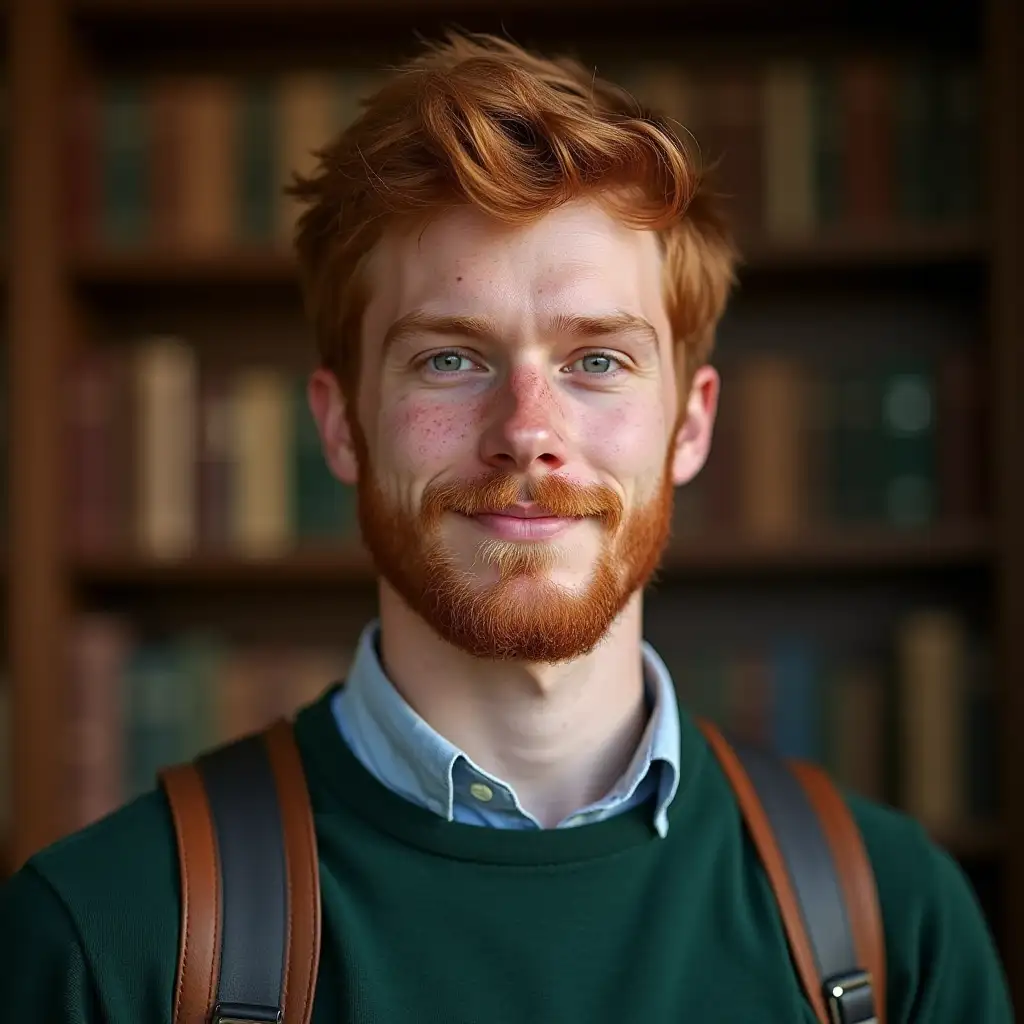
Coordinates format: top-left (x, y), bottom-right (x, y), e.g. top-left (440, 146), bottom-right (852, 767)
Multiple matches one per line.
top-left (478, 366), bottom-right (568, 474)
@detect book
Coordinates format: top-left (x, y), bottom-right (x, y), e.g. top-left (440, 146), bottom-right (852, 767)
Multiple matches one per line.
top-left (897, 608), bottom-right (967, 828)
top-left (230, 367), bottom-right (294, 556)
top-left (134, 337), bottom-right (198, 558)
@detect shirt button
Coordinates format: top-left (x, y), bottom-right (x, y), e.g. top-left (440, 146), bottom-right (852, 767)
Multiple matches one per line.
top-left (469, 782), bottom-right (494, 802)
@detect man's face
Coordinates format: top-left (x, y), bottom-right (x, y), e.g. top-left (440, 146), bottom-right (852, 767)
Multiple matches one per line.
top-left (312, 198), bottom-right (718, 662)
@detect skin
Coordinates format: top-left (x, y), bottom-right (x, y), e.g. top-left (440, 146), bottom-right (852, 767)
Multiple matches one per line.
top-left (309, 197), bottom-right (719, 826)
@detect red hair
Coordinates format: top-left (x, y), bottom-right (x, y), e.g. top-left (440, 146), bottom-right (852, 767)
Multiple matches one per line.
top-left (290, 31), bottom-right (737, 401)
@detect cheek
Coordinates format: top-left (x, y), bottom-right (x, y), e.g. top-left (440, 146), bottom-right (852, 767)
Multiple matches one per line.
top-left (380, 394), bottom-right (483, 470)
top-left (577, 396), bottom-right (668, 471)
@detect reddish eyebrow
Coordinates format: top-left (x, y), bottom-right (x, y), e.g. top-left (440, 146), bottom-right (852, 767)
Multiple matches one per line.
top-left (382, 309), bottom-right (659, 354)
top-left (383, 311), bottom-right (497, 354)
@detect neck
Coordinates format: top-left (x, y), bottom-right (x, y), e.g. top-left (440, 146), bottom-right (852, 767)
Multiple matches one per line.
top-left (377, 582), bottom-right (648, 827)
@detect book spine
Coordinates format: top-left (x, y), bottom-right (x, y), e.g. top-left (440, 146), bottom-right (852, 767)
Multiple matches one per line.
top-left (276, 73), bottom-right (337, 247)
top-left (101, 79), bottom-right (150, 246)
top-left (166, 76), bottom-right (237, 250)
top-left (230, 367), bottom-right (294, 556)
top-left (898, 609), bottom-right (967, 829)
top-left (134, 337), bottom-right (198, 558)
top-left (197, 370), bottom-right (235, 551)
top-left (841, 57), bottom-right (893, 226)
top-left (735, 355), bottom-right (808, 538)
top-left (877, 360), bottom-right (938, 528)
top-left (238, 79), bottom-right (278, 244)
top-left (762, 62), bottom-right (816, 239)
top-left (67, 614), bottom-right (131, 829)
top-left (812, 65), bottom-right (843, 227)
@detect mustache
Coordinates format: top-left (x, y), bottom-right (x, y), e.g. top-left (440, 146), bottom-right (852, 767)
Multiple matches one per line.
top-left (421, 472), bottom-right (624, 532)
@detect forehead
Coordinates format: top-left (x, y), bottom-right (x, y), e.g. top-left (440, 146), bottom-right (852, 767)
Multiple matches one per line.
top-left (361, 199), bottom-right (668, 347)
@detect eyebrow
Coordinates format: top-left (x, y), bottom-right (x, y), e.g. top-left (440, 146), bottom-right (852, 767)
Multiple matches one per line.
top-left (382, 309), bottom-right (660, 355)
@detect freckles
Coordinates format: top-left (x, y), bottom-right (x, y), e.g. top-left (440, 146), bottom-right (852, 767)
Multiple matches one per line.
top-left (389, 397), bottom-right (480, 461)
top-left (507, 366), bottom-right (557, 411)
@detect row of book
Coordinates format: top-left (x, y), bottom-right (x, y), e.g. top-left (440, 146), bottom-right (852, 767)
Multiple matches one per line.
top-left (676, 607), bottom-right (996, 830)
top-left (619, 55), bottom-right (980, 236)
top-left (68, 339), bottom-right (357, 559)
top-left (58, 604), bottom-right (991, 835)
top-left (65, 70), bottom-right (378, 252)
top-left (64, 55), bottom-right (979, 252)
top-left (677, 347), bottom-right (986, 536)
top-left (66, 614), bottom-right (351, 831)
top-left (65, 338), bottom-right (985, 560)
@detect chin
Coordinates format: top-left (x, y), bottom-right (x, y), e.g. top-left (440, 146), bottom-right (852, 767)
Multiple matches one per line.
top-left (447, 536), bottom-right (596, 588)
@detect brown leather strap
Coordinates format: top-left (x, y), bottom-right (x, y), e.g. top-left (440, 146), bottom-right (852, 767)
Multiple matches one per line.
top-left (264, 719), bottom-right (322, 1024)
top-left (697, 719), bottom-right (831, 1023)
top-left (161, 721), bottom-right (321, 1024)
top-left (159, 762), bottom-right (222, 1024)
top-left (792, 760), bottom-right (887, 1023)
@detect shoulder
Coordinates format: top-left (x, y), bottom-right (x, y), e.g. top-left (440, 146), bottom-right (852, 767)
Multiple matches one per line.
top-left (845, 793), bottom-right (1013, 1020)
top-left (28, 787), bottom-right (180, 919)
top-left (5, 789), bottom-right (182, 1019)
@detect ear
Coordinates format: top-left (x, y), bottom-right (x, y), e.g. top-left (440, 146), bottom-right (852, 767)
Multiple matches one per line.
top-left (670, 364), bottom-right (720, 486)
top-left (308, 368), bottom-right (360, 485)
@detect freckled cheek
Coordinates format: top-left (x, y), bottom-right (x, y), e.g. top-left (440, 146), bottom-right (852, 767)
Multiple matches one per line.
top-left (381, 397), bottom-right (484, 470)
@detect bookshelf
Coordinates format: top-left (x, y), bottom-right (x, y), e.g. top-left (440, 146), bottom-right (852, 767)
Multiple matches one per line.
top-left (4, 0), bottom-right (1023, 1010)
top-left (71, 524), bottom-right (991, 587)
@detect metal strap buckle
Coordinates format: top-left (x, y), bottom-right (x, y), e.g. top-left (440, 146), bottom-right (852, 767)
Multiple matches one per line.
top-left (212, 1003), bottom-right (282, 1024)
top-left (825, 970), bottom-right (877, 1024)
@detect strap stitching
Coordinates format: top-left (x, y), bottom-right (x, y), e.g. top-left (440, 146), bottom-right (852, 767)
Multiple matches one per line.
top-left (171, 792), bottom-right (189, 1023)
top-left (297, 784), bottom-right (318, 1021)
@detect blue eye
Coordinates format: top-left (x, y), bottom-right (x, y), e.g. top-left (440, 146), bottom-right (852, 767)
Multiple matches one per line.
top-left (578, 353), bottom-right (618, 374)
top-left (429, 352), bottom-right (471, 373)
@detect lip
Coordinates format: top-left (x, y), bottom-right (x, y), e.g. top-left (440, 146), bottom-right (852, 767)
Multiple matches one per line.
top-left (475, 503), bottom-right (556, 520)
top-left (469, 512), bottom-right (579, 540)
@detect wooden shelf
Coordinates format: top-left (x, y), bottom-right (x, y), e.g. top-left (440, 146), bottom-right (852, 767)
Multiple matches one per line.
top-left (73, 247), bottom-right (300, 286)
top-left (73, 524), bottom-right (992, 588)
top-left (68, 0), bottom-right (980, 41)
top-left (933, 822), bottom-right (1005, 861)
top-left (71, 226), bottom-right (987, 290)
top-left (661, 523), bottom-right (992, 575)
top-left (740, 223), bottom-right (988, 271)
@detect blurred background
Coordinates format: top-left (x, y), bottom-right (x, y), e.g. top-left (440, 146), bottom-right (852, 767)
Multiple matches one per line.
top-left (2, 0), bottom-right (1022, 1010)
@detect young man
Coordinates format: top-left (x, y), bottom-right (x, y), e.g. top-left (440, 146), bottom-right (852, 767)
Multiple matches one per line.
top-left (0, 32), bottom-right (1011, 1023)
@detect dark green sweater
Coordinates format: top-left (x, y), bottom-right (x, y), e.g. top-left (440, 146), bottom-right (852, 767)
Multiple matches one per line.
top-left (0, 686), bottom-right (1012, 1022)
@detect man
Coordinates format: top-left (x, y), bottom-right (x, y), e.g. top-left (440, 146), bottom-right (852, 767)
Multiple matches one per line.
top-left (0, 31), bottom-right (1011, 1023)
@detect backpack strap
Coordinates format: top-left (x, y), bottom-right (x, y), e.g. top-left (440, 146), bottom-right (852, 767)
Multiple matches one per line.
top-left (159, 719), bottom-right (321, 1024)
top-left (697, 719), bottom-right (886, 1024)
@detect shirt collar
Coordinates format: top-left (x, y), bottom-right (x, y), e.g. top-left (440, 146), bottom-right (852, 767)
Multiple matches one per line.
top-left (333, 620), bottom-right (681, 836)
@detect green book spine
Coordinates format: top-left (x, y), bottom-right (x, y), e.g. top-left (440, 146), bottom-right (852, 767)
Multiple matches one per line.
top-left (877, 359), bottom-right (937, 528)
top-left (238, 79), bottom-right (278, 243)
top-left (101, 80), bottom-right (149, 246)
top-left (175, 632), bottom-right (227, 762)
top-left (812, 65), bottom-right (843, 226)
top-left (894, 60), bottom-right (944, 222)
top-left (940, 64), bottom-right (982, 220)
top-left (830, 367), bottom-right (880, 524)
top-left (124, 644), bottom-right (185, 799)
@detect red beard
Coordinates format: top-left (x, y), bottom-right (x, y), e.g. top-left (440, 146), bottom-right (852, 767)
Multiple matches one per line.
top-left (356, 453), bottom-right (674, 663)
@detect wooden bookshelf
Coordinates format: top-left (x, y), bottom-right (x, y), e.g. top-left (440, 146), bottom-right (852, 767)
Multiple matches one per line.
top-left (71, 525), bottom-right (992, 589)
top-left (71, 224), bottom-right (988, 288)
top-left (936, 822), bottom-right (1006, 862)
top-left (5, 0), bottom-right (1023, 1010)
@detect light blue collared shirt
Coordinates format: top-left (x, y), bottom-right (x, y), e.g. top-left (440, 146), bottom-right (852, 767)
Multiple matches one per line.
top-left (332, 621), bottom-right (682, 836)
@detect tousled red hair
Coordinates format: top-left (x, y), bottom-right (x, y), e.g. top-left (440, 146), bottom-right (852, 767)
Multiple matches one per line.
top-left (290, 31), bottom-right (738, 401)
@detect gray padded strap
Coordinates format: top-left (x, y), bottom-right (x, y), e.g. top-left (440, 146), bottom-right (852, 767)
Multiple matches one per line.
top-left (730, 739), bottom-right (868, 1001)
top-left (196, 736), bottom-right (287, 1021)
